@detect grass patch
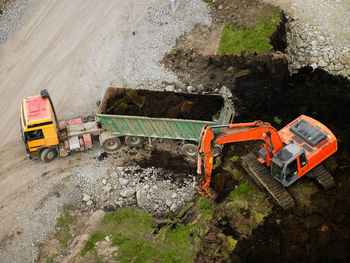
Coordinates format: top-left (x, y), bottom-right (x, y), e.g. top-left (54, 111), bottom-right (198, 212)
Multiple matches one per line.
top-left (274, 116), bottom-right (282, 124)
top-left (217, 11), bottom-right (281, 55)
top-left (82, 207), bottom-right (201, 263)
top-left (227, 236), bottom-right (238, 254)
top-left (227, 182), bottom-right (256, 200)
top-left (212, 157), bottom-right (222, 170)
top-left (54, 206), bottom-right (76, 248)
top-left (229, 156), bottom-right (239, 162)
top-left (177, 201), bottom-right (194, 218)
top-left (197, 197), bottom-right (213, 221)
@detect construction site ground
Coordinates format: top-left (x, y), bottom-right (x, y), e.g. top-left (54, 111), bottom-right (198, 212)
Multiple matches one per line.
top-left (0, 0), bottom-right (350, 262)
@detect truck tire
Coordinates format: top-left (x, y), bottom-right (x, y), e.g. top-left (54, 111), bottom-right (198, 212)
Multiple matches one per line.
top-left (40, 89), bottom-right (49, 99)
top-left (41, 148), bottom-right (57, 162)
top-left (102, 137), bottom-right (121, 151)
top-left (125, 136), bottom-right (144, 147)
top-left (182, 144), bottom-right (198, 158)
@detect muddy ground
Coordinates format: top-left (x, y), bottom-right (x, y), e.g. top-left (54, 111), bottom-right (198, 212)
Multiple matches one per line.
top-left (104, 88), bottom-right (223, 121)
top-left (161, 0), bottom-right (350, 262)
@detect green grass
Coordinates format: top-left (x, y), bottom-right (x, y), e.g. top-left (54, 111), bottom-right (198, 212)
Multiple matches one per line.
top-left (227, 182), bottom-right (256, 200)
top-left (82, 207), bottom-right (200, 263)
top-left (212, 157), bottom-right (222, 170)
top-left (274, 116), bottom-right (282, 124)
top-left (217, 12), bottom-right (281, 55)
top-left (197, 197), bottom-right (213, 221)
top-left (54, 207), bottom-right (76, 248)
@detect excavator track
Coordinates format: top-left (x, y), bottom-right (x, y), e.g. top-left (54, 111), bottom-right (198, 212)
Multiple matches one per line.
top-left (311, 164), bottom-right (335, 190)
top-left (241, 153), bottom-right (295, 210)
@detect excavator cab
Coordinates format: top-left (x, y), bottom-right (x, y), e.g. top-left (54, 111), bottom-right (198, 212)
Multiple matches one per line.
top-left (270, 143), bottom-right (307, 187)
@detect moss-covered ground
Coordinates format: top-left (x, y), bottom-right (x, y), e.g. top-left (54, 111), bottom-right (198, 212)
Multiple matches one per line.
top-left (218, 7), bottom-right (281, 55)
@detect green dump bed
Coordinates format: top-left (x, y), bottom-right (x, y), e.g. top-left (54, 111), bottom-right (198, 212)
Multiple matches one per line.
top-left (97, 87), bottom-right (235, 142)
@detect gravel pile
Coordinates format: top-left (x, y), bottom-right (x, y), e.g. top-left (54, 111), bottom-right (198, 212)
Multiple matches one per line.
top-left (75, 153), bottom-right (196, 215)
top-left (113, 0), bottom-right (211, 88)
top-left (0, 0), bottom-right (35, 50)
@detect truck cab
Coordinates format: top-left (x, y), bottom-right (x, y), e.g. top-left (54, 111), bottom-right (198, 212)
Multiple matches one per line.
top-left (20, 90), bottom-right (59, 161)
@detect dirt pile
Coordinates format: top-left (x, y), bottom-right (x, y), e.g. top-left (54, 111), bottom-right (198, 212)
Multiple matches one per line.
top-left (103, 88), bottom-right (224, 121)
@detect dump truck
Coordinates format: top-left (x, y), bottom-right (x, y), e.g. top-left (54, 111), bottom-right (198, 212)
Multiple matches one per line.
top-left (20, 87), bottom-right (235, 162)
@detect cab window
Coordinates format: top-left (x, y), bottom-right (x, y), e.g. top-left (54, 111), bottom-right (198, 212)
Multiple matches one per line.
top-left (300, 152), bottom-right (307, 167)
top-left (25, 129), bottom-right (44, 141)
top-left (286, 159), bottom-right (298, 182)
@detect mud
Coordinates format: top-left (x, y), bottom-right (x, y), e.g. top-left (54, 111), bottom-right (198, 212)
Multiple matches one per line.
top-left (103, 88), bottom-right (223, 121)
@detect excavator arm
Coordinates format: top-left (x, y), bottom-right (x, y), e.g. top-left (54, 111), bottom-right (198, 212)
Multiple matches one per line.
top-left (196, 121), bottom-right (284, 197)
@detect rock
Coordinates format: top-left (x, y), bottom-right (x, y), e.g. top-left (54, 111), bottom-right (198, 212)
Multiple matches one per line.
top-left (102, 184), bottom-right (112, 193)
top-left (295, 35), bottom-right (303, 48)
top-left (219, 86), bottom-right (232, 98)
top-left (165, 85), bottom-right (175, 92)
top-left (311, 63), bottom-right (318, 70)
top-left (318, 59), bottom-right (327, 67)
top-left (86, 200), bottom-right (93, 206)
top-left (309, 57), bottom-right (318, 63)
top-left (318, 35), bottom-right (325, 45)
top-left (143, 184), bottom-right (150, 190)
top-left (102, 179), bottom-right (107, 185)
top-left (82, 193), bottom-right (91, 202)
top-left (334, 63), bottom-right (344, 71)
top-left (323, 53), bottom-right (329, 63)
top-left (339, 53), bottom-right (350, 65)
top-left (170, 203), bottom-right (178, 212)
top-left (186, 86), bottom-right (194, 93)
top-left (171, 192), bottom-right (178, 198)
top-left (310, 50), bottom-right (318, 57)
top-left (119, 178), bottom-right (129, 186)
top-left (136, 190), bottom-right (147, 207)
top-left (196, 84), bottom-right (205, 92)
top-left (120, 188), bottom-right (136, 198)
top-left (105, 236), bottom-right (110, 241)
top-left (328, 63), bottom-right (335, 71)
top-left (166, 199), bottom-right (173, 207)
top-left (116, 201), bottom-right (124, 207)
top-left (218, 4), bottom-right (223, 10)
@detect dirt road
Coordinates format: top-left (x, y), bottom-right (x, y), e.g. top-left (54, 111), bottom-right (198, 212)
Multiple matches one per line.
top-left (0, 0), bottom-right (160, 261)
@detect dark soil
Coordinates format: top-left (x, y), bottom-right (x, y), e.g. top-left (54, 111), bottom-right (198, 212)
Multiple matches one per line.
top-left (162, 1), bottom-right (350, 261)
top-left (103, 88), bottom-right (223, 121)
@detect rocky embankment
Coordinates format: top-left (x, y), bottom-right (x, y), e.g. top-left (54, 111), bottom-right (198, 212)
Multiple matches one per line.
top-left (286, 17), bottom-right (350, 78)
top-left (261, 0), bottom-right (350, 78)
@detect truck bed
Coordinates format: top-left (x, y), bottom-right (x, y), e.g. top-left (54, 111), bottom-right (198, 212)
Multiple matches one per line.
top-left (97, 87), bottom-right (235, 142)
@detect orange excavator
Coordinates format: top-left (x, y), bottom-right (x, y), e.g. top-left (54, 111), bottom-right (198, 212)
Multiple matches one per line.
top-left (197, 115), bottom-right (337, 209)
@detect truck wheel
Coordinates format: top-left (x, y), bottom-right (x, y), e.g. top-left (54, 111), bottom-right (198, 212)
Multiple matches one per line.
top-left (182, 144), bottom-right (198, 158)
top-left (102, 137), bottom-right (121, 151)
top-left (125, 136), bottom-right (144, 147)
top-left (41, 148), bottom-right (57, 162)
top-left (40, 89), bottom-right (49, 99)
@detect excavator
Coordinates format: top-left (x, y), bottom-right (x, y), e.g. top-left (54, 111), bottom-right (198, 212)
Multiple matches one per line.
top-left (197, 115), bottom-right (337, 209)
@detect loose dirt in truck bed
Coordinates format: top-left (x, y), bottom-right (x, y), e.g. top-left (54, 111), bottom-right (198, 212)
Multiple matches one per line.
top-left (104, 89), bottom-right (223, 121)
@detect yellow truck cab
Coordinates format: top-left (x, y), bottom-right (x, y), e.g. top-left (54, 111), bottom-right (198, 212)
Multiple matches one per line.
top-left (20, 89), bottom-right (59, 161)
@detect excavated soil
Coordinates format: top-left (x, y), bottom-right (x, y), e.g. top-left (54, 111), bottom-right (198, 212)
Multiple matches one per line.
top-left (103, 89), bottom-right (223, 121)
top-left (162, 1), bottom-right (350, 261)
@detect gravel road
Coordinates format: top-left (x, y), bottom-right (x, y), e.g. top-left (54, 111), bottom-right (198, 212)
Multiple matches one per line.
top-left (0, 0), bottom-right (210, 262)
